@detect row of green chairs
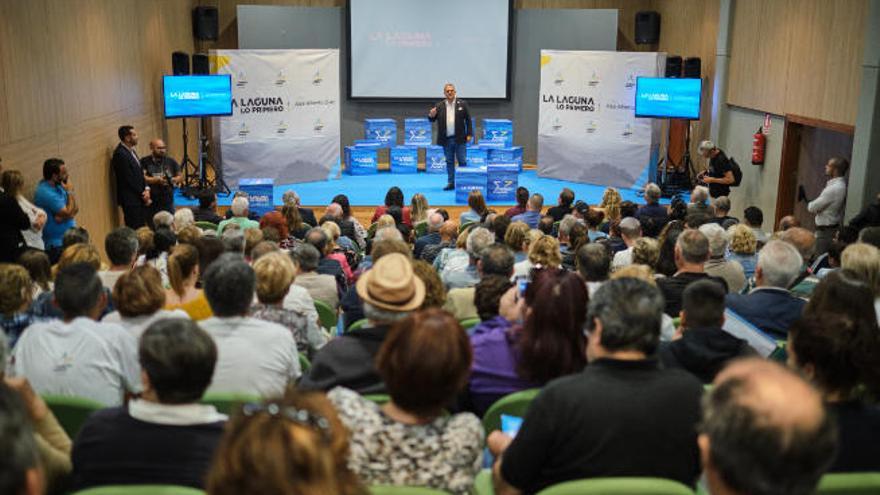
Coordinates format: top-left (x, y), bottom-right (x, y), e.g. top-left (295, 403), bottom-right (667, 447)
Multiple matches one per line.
top-left (194, 221), bottom-right (218, 232)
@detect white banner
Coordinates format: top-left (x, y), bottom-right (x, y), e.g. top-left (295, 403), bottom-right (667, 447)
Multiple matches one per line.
top-left (212, 49), bottom-right (340, 187)
top-left (537, 50), bottom-right (664, 188)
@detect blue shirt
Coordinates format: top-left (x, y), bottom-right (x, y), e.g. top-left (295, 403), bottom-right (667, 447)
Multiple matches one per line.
top-left (512, 210), bottom-right (541, 229)
top-left (34, 180), bottom-right (74, 248)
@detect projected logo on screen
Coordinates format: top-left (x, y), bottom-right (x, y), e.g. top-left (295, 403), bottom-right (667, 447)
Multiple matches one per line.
top-left (635, 77), bottom-right (702, 120)
top-left (163, 75), bottom-right (233, 118)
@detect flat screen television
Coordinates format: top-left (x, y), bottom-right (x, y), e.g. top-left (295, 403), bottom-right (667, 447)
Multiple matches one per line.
top-left (163, 75), bottom-right (233, 118)
top-left (634, 77), bottom-right (702, 120)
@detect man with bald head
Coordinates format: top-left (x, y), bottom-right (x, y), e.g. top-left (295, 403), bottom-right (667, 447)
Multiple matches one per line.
top-left (700, 358), bottom-right (837, 495)
top-left (414, 211), bottom-right (445, 259)
top-left (140, 138), bottom-right (181, 216)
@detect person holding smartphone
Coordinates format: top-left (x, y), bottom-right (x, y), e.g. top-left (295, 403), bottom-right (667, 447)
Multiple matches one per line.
top-left (427, 83), bottom-right (473, 191)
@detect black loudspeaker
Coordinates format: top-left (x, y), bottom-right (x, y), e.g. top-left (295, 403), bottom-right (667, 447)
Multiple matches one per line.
top-left (192, 54), bottom-right (210, 75)
top-left (192, 6), bottom-right (219, 41)
top-left (635, 11), bottom-right (661, 44)
top-left (172, 51), bottom-right (190, 75)
top-left (665, 56), bottom-right (683, 78)
top-left (684, 57), bottom-right (702, 78)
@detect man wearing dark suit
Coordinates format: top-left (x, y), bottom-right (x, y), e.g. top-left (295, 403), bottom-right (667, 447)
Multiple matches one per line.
top-left (111, 125), bottom-right (151, 228)
top-left (427, 83), bottom-right (473, 191)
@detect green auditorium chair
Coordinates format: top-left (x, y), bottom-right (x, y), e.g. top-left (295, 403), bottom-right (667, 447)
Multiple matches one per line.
top-left (459, 317), bottom-right (481, 331)
top-left (817, 472), bottom-right (880, 494)
top-left (299, 352), bottom-right (311, 373)
top-left (414, 221), bottom-right (428, 238)
top-left (363, 394), bottom-right (391, 405)
top-left (369, 486), bottom-right (452, 495)
top-left (481, 388), bottom-right (541, 437)
top-left (71, 485), bottom-right (205, 495)
top-left (536, 477), bottom-right (695, 495)
top-left (200, 392), bottom-right (260, 415)
top-left (314, 299), bottom-right (338, 330)
top-left (348, 318), bottom-right (370, 332)
top-left (459, 221), bottom-right (475, 234)
top-left (42, 394), bottom-right (104, 439)
top-left (473, 469), bottom-right (495, 495)
top-left (194, 221), bottom-right (218, 232)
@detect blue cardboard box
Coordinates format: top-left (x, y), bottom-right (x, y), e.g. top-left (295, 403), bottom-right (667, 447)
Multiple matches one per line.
top-left (390, 145), bottom-right (419, 174)
top-left (364, 118), bottom-right (397, 148)
top-left (482, 119), bottom-right (514, 147)
top-left (466, 145), bottom-right (488, 167)
top-left (488, 146), bottom-right (524, 172)
top-left (487, 163), bottom-right (519, 202)
top-left (425, 145), bottom-right (447, 174)
top-left (353, 139), bottom-right (382, 148)
top-left (404, 118), bottom-right (432, 146)
top-left (238, 178), bottom-right (274, 217)
top-left (455, 166), bottom-right (487, 203)
top-left (344, 146), bottom-right (378, 175)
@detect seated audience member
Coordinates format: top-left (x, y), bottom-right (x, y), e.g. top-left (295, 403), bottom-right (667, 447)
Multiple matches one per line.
top-left (700, 223), bottom-right (746, 293)
top-left (563, 223), bottom-right (588, 272)
top-left (504, 187), bottom-right (530, 218)
top-left (258, 210), bottom-right (288, 243)
top-left (250, 251), bottom-right (327, 359)
top-left (631, 237), bottom-right (660, 271)
top-left (537, 215), bottom-right (555, 235)
top-left (687, 185), bottom-right (712, 217)
top-left (636, 183), bottom-right (668, 237)
top-left (371, 186), bottom-right (412, 226)
top-left (148, 227), bottom-right (176, 285)
top-left (467, 275), bottom-right (514, 339)
top-left (787, 314), bottom-right (880, 473)
top-left (281, 189), bottom-right (317, 227)
top-left (0, 380), bottom-right (47, 495)
top-left (727, 223), bottom-right (758, 279)
top-left (503, 221), bottom-right (531, 263)
top-left (781, 227), bottom-right (819, 297)
top-left (153, 210), bottom-right (174, 231)
top-left (410, 192), bottom-right (429, 225)
top-left (291, 243), bottom-right (339, 309)
top-left (777, 214), bottom-right (801, 232)
top-left (164, 244), bottom-right (212, 321)
top-left (586, 207), bottom-right (608, 242)
top-left (804, 270), bottom-right (879, 333)
top-left (18, 249), bottom-right (52, 301)
top-left (611, 217), bottom-right (642, 270)
top-left (323, 202), bottom-right (358, 245)
top-left (444, 243), bottom-right (515, 321)
top-left (328, 309), bottom-right (483, 493)
top-left (711, 196), bottom-right (738, 229)
top-left (685, 210), bottom-right (713, 229)
top-left (200, 253), bottom-right (300, 396)
top-left (743, 205), bottom-right (769, 247)
top-left (469, 269), bottom-right (587, 416)
top-left (725, 240), bottom-right (806, 339)
top-left (222, 192), bottom-right (260, 222)
top-left (461, 190), bottom-right (488, 225)
top-left (557, 215), bottom-right (579, 255)
top-left (306, 227), bottom-right (348, 293)
top-left (840, 243), bottom-right (880, 316)
top-left (341, 238), bottom-right (411, 329)
top-left (321, 221), bottom-right (355, 277)
top-left (206, 389), bottom-right (363, 495)
top-left (102, 265), bottom-right (188, 337)
top-left (849, 192), bottom-right (880, 231)
top-left (410, 259), bottom-right (446, 309)
top-left (489, 278), bottom-right (703, 493)
top-left (61, 226), bottom-right (90, 252)
top-left (135, 226), bottom-right (154, 258)
top-left (658, 229), bottom-right (727, 316)
top-left (173, 208), bottom-right (195, 233)
top-left (217, 196), bottom-right (259, 236)
top-left (11, 263), bottom-right (140, 406)
top-left (576, 243), bottom-right (611, 297)
top-left (414, 211), bottom-right (445, 259)
top-left (175, 225), bottom-right (202, 246)
top-left (659, 280), bottom-right (751, 383)
top-left (0, 264), bottom-right (36, 348)
top-left (597, 187), bottom-right (622, 231)
top-left (441, 227), bottom-right (495, 290)
top-left (547, 187), bottom-right (575, 222)
top-left (490, 213), bottom-right (511, 245)
top-left (610, 265), bottom-right (677, 342)
top-left (619, 201), bottom-right (638, 220)
top-left (281, 201), bottom-right (310, 244)
top-left (31, 242), bottom-right (114, 319)
top-left (605, 219), bottom-right (627, 253)
top-left (332, 194), bottom-right (367, 249)
top-left (302, 253), bottom-right (423, 393)
top-left (71, 319), bottom-right (225, 490)
top-left (511, 193), bottom-right (543, 229)
top-left (860, 226), bottom-right (880, 248)
top-left (656, 221), bottom-right (685, 277)
top-left (432, 225), bottom-right (467, 272)
top-left (513, 234), bottom-right (561, 278)
top-left (99, 227), bottom-right (138, 290)
top-left (193, 190), bottom-right (223, 225)
top-left (700, 359), bottom-right (837, 495)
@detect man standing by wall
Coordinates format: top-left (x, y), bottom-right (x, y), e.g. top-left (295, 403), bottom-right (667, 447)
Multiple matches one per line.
top-left (428, 83), bottom-right (473, 191)
top-left (34, 158), bottom-right (78, 263)
top-left (111, 125), bottom-right (151, 228)
top-left (804, 157), bottom-right (849, 256)
top-left (140, 139), bottom-right (181, 217)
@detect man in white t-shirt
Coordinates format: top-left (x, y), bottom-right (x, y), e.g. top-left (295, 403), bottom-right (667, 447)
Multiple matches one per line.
top-left (199, 253), bottom-right (300, 397)
top-left (11, 262), bottom-right (141, 406)
top-left (611, 217), bottom-right (642, 271)
top-left (98, 227), bottom-right (138, 291)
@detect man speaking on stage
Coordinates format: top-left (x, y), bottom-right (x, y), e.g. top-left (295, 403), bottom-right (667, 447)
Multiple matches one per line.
top-left (428, 83), bottom-right (473, 191)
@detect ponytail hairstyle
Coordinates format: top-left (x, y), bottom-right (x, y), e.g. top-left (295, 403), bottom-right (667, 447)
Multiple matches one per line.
top-left (167, 243), bottom-right (199, 298)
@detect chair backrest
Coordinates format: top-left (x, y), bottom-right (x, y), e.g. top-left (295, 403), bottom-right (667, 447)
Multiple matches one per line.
top-left (369, 486), bottom-right (452, 495)
top-left (347, 318), bottom-right (370, 332)
top-left (71, 485), bottom-right (206, 495)
top-left (459, 221), bottom-right (475, 234)
top-left (414, 221), bottom-right (428, 238)
top-left (481, 388), bottom-right (541, 436)
top-left (367, 222), bottom-right (378, 239)
top-left (363, 394), bottom-right (391, 405)
top-left (459, 317), bottom-right (481, 331)
top-left (200, 392), bottom-right (260, 415)
top-left (537, 478), bottom-right (695, 495)
top-left (195, 221), bottom-right (218, 232)
top-left (314, 299), bottom-right (338, 330)
top-left (299, 352), bottom-right (311, 373)
top-left (42, 394), bottom-right (104, 439)
top-left (817, 472), bottom-right (880, 495)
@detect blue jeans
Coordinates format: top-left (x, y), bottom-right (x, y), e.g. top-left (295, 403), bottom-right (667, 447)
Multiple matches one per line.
top-left (443, 139), bottom-right (467, 185)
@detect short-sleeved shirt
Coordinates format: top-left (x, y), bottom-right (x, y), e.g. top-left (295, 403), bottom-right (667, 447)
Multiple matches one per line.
top-left (10, 317), bottom-right (141, 406)
top-left (34, 180), bottom-right (74, 248)
top-left (140, 155), bottom-right (180, 204)
top-left (328, 387), bottom-right (484, 494)
top-left (707, 151), bottom-right (732, 198)
top-left (217, 216), bottom-right (259, 236)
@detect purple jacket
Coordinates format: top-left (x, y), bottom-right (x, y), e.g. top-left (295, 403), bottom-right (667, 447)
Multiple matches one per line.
top-left (467, 316), bottom-right (538, 415)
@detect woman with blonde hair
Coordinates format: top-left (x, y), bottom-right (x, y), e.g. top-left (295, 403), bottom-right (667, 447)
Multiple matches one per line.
top-left (102, 265), bottom-right (188, 337)
top-left (0, 263), bottom-right (35, 347)
top-left (173, 207), bottom-right (195, 233)
top-left (206, 389), bottom-right (365, 495)
top-left (841, 243), bottom-right (880, 323)
top-left (1, 169), bottom-right (46, 250)
top-left (513, 234), bottom-right (562, 278)
top-left (597, 187), bottom-right (622, 230)
top-left (321, 222), bottom-right (353, 283)
top-left (164, 243), bottom-right (212, 321)
top-left (504, 221), bottom-right (531, 263)
top-left (728, 223), bottom-right (758, 278)
top-left (282, 202), bottom-right (310, 241)
top-left (410, 193), bottom-right (429, 225)
top-left (630, 237), bottom-right (661, 272)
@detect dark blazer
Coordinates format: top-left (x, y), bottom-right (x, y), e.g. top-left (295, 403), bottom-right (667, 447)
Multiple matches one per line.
top-left (725, 288), bottom-right (806, 339)
top-left (414, 232), bottom-right (441, 259)
top-left (111, 143), bottom-right (146, 207)
top-left (298, 324), bottom-right (389, 394)
top-left (0, 192), bottom-right (30, 263)
top-left (428, 99), bottom-right (473, 145)
top-left (299, 207), bottom-right (317, 227)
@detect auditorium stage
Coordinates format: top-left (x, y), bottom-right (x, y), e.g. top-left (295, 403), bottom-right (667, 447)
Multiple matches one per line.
top-left (174, 168), bottom-right (677, 209)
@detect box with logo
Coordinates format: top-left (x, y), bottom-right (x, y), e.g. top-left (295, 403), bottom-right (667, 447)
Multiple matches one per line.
top-left (390, 145), bottom-right (419, 174)
top-left (364, 118), bottom-right (397, 148)
top-left (482, 119), bottom-right (514, 147)
top-left (352, 139), bottom-right (382, 148)
top-left (455, 166), bottom-right (487, 203)
top-left (488, 146), bottom-right (524, 172)
top-left (425, 145), bottom-right (447, 174)
top-left (344, 146), bottom-right (378, 175)
top-left (487, 164), bottom-right (519, 202)
top-left (404, 118), bottom-right (432, 147)
top-left (238, 178), bottom-right (274, 217)
top-left (466, 145), bottom-right (488, 167)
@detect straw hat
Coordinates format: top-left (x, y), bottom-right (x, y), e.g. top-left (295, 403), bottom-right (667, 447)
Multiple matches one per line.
top-left (356, 253), bottom-right (425, 312)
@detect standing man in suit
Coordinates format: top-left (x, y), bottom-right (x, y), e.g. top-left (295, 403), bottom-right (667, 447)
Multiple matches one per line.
top-left (428, 83), bottom-right (473, 191)
top-left (112, 125), bottom-right (151, 228)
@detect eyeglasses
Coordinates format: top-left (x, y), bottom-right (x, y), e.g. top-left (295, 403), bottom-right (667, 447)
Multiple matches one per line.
top-left (241, 402), bottom-right (332, 441)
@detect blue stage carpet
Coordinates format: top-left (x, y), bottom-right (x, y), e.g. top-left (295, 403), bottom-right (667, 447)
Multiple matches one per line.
top-left (174, 169), bottom-right (676, 207)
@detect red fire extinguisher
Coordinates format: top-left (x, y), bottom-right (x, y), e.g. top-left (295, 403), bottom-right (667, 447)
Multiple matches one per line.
top-left (751, 126), bottom-right (766, 165)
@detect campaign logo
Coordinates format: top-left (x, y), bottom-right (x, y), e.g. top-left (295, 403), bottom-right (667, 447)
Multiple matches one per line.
top-left (53, 352), bottom-right (74, 373)
top-left (428, 155), bottom-right (446, 170)
top-left (236, 70), bottom-right (248, 88)
top-left (586, 120), bottom-right (599, 134)
top-left (238, 123), bottom-right (250, 138)
top-left (552, 117), bottom-right (563, 132)
top-left (314, 119), bottom-right (325, 133)
top-left (543, 94), bottom-right (595, 112)
top-left (621, 123), bottom-right (633, 138)
top-left (588, 70), bottom-right (600, 87)
top-left (554, 71), bottom-right (565, 86)
top-left (624, 73), bottom-right (636, 89)
top-left (486, 129), bottom-right (510, 143)
top-left (408, 128), bottom-right (428, 141)
top-left (275, 71), bottom-right (287, 86)
top-left (370, 128), bottom-right (393, 142)
top-left (276, 120), bottom-right (288, 135)
top-left (233, 96), bottom-right (285, 114)
top-left (313, 70), bottom-right (323, 85)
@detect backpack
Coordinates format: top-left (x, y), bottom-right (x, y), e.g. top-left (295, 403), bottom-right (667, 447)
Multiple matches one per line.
top-left (729, 156), bottom-right (743, 187)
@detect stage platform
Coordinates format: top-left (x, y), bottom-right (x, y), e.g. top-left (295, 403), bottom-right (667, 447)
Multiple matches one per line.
top-left (175, 168), bottom-right (678, 208)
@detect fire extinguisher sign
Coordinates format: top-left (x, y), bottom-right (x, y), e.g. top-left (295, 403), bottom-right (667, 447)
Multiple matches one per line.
top-left (763, 113), bottom-right (771, 133)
